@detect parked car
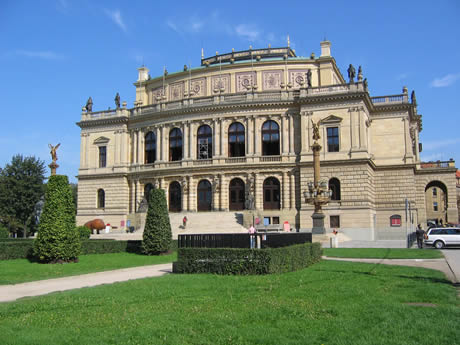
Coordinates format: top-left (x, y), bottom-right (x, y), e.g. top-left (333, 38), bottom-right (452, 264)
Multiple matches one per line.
top-left (424, 227), bottom-right (460, 249)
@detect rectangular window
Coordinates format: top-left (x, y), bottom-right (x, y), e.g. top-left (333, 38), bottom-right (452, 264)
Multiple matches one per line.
top-left (327, 127), bottom-right (339, 152)
top-left (390, 215), bottom-right (401, 227)
top-left (433, 202), bottom-right (438, 211)
top-left (99, 146), bottom-right (106, 168)
top-left (330, 215), bottom-right (340, 228)
top-left (272, 217), bottom-right (280, 225)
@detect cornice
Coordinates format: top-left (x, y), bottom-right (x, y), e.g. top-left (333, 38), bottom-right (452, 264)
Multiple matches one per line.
top-left (77, 116), bottom-right (129, 129)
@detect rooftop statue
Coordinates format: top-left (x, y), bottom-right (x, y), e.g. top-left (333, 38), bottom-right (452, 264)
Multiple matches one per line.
top-left (306, 69), bottom-right (312, 88)
top-left (114, 93), bottom-right (120, 109)
top-left (347, 64), bottom-right (356, 83)
top-left (411, 90), bottom-right (417, 105)
top-left (85, 97), bottom-right (93, 112)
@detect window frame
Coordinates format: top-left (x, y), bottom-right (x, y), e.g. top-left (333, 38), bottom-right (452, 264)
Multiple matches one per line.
top-left (145, 131), bottom-right (156, 164)
top-left (326, 126), bottom-right (339, 152)
top-left (97, 189), bottom-right (105, 209)
top-left (261, 120), bottom-right (280, 156)
top-left (330, 215), bottom-right (340, 228)
top-left (169, 128), bottom-right (183, 161)
top-left (228, 122), bottom-right (246, 157)
top-left (390, 215), bottom-right (401, 227)
top-left (98, 146), bottom-right (107, 168)
top-left (197, 124), bottom-right (213, 160)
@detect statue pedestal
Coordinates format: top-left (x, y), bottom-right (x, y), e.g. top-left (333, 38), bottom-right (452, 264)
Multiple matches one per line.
top-left (312, 212), bottom-right (326, 234)
top-left (49, 162), bottom-right (59, 176)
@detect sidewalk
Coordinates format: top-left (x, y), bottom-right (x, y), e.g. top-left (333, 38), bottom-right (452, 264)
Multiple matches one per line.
top-left (0, 263), bottom-right (172, 303)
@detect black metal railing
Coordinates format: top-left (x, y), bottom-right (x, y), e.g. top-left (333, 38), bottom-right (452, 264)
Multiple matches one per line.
top-left (178, 232), bottom-right (312, 249)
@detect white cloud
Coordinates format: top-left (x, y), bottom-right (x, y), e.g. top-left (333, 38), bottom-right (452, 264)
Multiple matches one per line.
top-left (15, 50), bottom-right (63, 60)
top-left (235, 24), bottom-right (260, 42)
top-left (104, 9), bottom-right (127, 32)
top-left (430, 73), bottom-right (460, 87)
top-left (422, 138), bottom-right (460, 151)
top-left (190, 17), bottom-right (204, 32)
top-left (166, 19), bottom-right (181, 34)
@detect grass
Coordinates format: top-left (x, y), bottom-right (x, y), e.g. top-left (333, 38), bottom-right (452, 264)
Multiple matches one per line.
top-left (323, 248), bottom-right (444, 259)
top-left (0, 252), bottom-right (176, 285)
top-left (0, 260), bottom-right (458, 345)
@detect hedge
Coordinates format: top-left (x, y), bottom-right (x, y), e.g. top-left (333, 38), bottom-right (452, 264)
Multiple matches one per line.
top-left (173, 242), bottom-right (322, 275)
top-left (0, 239), bottom-right (178, 260)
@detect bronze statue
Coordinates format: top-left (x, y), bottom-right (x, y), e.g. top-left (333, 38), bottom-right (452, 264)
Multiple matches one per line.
top-left (306, 69), bottom-right (312, 88)
top-left (114, 93), bottom-right (120, 109)
top-left (311, 119), bottom-right (320, 141)
top-left (48, 143), bottom-right (60, 163)
top-left (347, 64), bottom-right (356, 83)
top-left (85, 97), bottom-right (93, 112)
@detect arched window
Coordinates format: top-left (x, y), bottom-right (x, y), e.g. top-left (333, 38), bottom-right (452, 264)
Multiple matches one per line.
top-left (169, 181), bottom-right (182, 212)
top-left (329, 178), bottom-right (341, 201)
top-left (144, 183), bottom-right (154, 202)
top-left (97, 189), bottom-right (105, 208)
top-left (262, 120), bottom-right (280, 156)
top-left (229, 178), bottom-right (245, 211)
top-left (197, 125), bottom-right (213, 159)
top-left (169, 128), bottom-right (183, 161)
top-left (228, 122), bottom-right (245, 157)
top-left (197, 180), bottom-right (212, 211)
top-left (145, 132), bottom-right (156, 164)
top-left (425, 181), bottom-right (448, 225)
top-left (263, 177), bottom-right (280, 210)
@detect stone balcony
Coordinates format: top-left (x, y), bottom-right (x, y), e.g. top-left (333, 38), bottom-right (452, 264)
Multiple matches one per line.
top-left (419, 160), bottom-right (456, 170)
top-left (80, 82), bottom-right (410, 122)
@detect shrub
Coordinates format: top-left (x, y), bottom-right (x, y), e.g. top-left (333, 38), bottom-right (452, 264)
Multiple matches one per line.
top-left (80, 240), bottom-right (142, 255)
top-left (0, 224), bottom-right (9, 239)
top-left (173, 242), bottom-right (322, 275)
top-left (0, 240), bottom-right (34, 260)
top-left (34, 175), bottom-right (81, 263)
top-left (77, 226), bottom-right (91, 240)
top-left (142, 188), bottom-right (172, 255)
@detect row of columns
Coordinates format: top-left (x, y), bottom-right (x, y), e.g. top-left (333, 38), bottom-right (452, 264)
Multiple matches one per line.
top-left (129, 114), bottom-right (296, 164)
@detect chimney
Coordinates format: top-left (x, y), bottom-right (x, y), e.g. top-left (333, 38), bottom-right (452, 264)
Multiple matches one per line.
top-left (137, 66), bottom-right (149, 82)
top-left (320, 40), bottom-right (331, 57)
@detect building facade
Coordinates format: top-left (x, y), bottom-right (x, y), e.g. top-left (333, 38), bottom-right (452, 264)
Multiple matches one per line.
top-left (76, 41), bottom-right (458, 239)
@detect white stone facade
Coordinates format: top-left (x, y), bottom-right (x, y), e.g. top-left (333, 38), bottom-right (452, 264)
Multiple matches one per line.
top-left (76, 41), bottom-right (458, 239)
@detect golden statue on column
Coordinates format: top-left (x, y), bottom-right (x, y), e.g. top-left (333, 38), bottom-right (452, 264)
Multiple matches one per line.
top-left (48, 143), bottom-right (60, 176)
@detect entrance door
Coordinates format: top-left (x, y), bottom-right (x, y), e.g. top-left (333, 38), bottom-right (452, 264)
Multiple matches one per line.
top-left (197, 180), bottom-right (212, 211)
top-left (263, 177), bottom-right (280, 210)
top-left (169, 181), bottom-right (182, 212)
top-left (229, 178), bottom-right (245, 211)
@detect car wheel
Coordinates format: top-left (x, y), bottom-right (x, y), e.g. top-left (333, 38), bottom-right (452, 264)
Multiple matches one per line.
top-left (434, 241), bottom-right (444, 249)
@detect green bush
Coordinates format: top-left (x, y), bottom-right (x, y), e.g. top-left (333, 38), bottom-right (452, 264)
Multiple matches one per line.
top-left (34, 175), bottom-right (81, 262)
top-left (142, 188), bottom-right (172, 255)
top-left (173, 242), bottom-right (322, 275)
top-left (0, 224), bottom-right (9, 239)
top-left (77, 226), bottom-right (91, 240)
top-left (80, 240), bottom-right (142, 255)
top-left (0, 240), bottom-right (34, 260)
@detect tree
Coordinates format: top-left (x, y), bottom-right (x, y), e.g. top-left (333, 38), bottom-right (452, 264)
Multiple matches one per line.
top-left (34, 175), bottom-right (80, 263)
top-left (0, 155), bottom-right (46, 237)
top-left (142, 188), bottom-right (172, 255)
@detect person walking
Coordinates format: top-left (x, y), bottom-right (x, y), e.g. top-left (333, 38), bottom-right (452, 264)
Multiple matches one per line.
top-left (182, 216), bottom-right (188, 229)
top-left (248, 224), bottom-right (256, 248)
top-left (416, 224), bottom-right (425, 249)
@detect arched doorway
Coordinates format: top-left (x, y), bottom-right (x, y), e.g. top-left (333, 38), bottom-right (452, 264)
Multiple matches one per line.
top-left (197, 180), bottom-right (212, 211)
top-left (169, 181), bottom-right (182, 212)
top-left (263, 177), bottom-right (280, 210)
top-left (229, 178), bottom-right (245, 211)
top-left (425, 181), bottom-right (448, 225)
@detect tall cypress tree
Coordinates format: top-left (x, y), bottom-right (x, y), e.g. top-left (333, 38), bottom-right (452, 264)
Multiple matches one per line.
top-left (34, 175), bottom-right (80, 263)
top-left (142, 188), bottom-right (172, 255)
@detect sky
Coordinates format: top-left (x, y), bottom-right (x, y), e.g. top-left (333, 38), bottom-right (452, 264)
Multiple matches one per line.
top-left (1, 0), bottom-right (459, 183)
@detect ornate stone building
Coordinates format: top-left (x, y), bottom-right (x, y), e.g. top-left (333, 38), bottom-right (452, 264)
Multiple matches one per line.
top-left (76, 41), bottom-right (458, 239)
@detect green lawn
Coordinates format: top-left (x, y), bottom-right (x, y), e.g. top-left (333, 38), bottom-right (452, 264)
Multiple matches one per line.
top-left (0, 252), bottom-right (176, 285)
top-left (323, 248), bottom-right (443, 259)
top-left (0, 261), bottom-right (458, 345)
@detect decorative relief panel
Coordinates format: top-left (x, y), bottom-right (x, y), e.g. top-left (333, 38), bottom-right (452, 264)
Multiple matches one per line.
top-left (236, 72), bottom-right (256, 92)
top-left (262, 70), bottom-right (283, 90)
top-left (289, 70), bottom-right (308, 88)
top-left (211, 74), bottom-right (230, 93)
top-left (189, 78), bottom-right (206, 97)
top-left (151, 87), bottom-right (165, 103)
top-left (169, 83), bottom-right (183, 101)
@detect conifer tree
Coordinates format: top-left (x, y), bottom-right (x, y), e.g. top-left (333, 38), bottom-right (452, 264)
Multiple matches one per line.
top-left (142, 188), bottom-right (172, 255)
top-left (34, 175), bottom-right (80, 263)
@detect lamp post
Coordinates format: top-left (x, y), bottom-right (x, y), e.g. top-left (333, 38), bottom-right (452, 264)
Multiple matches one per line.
top-left (303, 120), bottom-right (331, 234)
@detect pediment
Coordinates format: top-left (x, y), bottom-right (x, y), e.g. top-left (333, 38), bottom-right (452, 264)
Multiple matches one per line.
top-left (320, 115), bottom-right (343, 124)
top-left (93, 136), bottom-right (110, 144)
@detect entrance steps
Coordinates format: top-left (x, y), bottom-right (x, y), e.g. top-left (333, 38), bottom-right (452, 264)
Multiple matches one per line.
top-left (90, 211), bottom-right (247, 241)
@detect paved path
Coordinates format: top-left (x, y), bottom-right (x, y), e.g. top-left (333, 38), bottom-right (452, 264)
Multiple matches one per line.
top-left (441, 249), bottom-right (460, 284)
top-left (0, 263), bottom-right (172, 303)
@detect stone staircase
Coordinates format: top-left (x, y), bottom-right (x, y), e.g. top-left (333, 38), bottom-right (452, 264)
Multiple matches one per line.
top-left (90, 211), bottom-right (247, 241)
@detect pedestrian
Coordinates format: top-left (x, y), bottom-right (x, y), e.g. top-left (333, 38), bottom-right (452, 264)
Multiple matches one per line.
top-left (183, 216), bottom-right (188, 229)
top-left (416, 224), bottom-right (425, 249)
top-left (248, 224), bottom-right (256, 248)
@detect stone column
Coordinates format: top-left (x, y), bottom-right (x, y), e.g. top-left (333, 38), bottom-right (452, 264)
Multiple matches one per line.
top-left (358, 108), bottom-right (367, 150)
top-left (300, 111), bottom-right (311, 155)
top-left (289, 114), bottom-right (295, 154)
top-left (254, 117), bottom-right (261, 156)
top-left (282, 115), bottom-right (288, 155)
top-left (213, 119), bottom-right (219, 157)
top-left (403, 117), bottom-right (413, 161)
top-left (289, 171), bottom-right (295, 209)
top-left (183, 122), bottom-right (189, 160)
top-left (160, 125), bottom-right (166, 162)
top-left (188, 176), bottom-right (195, 211)
top-left (350, 108), bottom-right (359, 149)
top-left (246, 117), bottom-right (253, 155)
top-left (129, 180), bottom-right (135, 213)
top-left (80, 133), bottom-right (87, 168)
top-left (254, 173), bottom-right (261, 210)
top-left (414, 128), bottom-right (420, 161)
top-left (282, 171), bottom-right (288, 209)
top-left (219, 118), bottom-right (225, 157)
top-left (139, 130), bottom-right (145, 165)
top-left (189, 122), bottom-right (196, 160)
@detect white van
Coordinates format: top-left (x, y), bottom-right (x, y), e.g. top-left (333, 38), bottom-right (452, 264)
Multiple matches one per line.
top-left (424, 227), bottom-right (460, 249)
